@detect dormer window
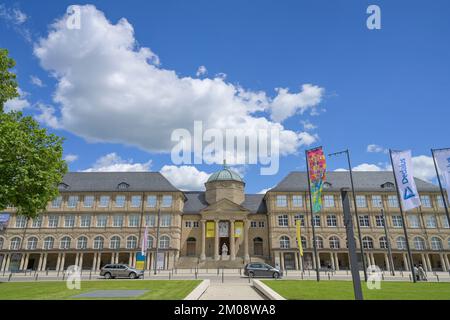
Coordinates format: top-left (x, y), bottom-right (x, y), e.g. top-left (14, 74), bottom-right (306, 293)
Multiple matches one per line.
top-left (381, 182), bottom-right (394, 189)
top-left (59, 183), bottom-right (70, 190)
top-left (117, 182), bottom-right (130, 190)
top-left (323, 182), bottom-right (332, 189)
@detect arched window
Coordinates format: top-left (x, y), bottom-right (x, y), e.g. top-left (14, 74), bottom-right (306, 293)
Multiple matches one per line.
top-left (362, 236), bottom-right (373, 249)
top-left (77, 236), bottom-right (88, 249)
top-left (159, 235), bottom-right (170, 249)
top-left (127, 236), bottom-right (137, 249)
top-left (10, 237), bottom-right (21, 250)
top-left (396, 236), bottom-right (407, 250)
top-left (379, 236), bottom-right (388, 249)
top-left (110, 236), bottom-right (121, 249)
top-left (430, 237), bottom-right (443, 250)
top-left (93, 236), bottom-right (104, 250)
top-left (27, 237), bottom-right (38, 250)
top-left (329, 236), bottom-right (340, 249)
top-left (60, 236), bottom-right (71, 249)
top-left (414, 237), bottom-right (426, 250)
top-left (43, 237), bottom-right (54, 250)
top-left (314, 236), bottom-right (323, 249)
top-left (147, 236), bottom-right (154, 249)
top-left (279, 236), bottom-right (290, 249)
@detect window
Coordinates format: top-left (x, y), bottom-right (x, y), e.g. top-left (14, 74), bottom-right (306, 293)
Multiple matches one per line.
top-left (60, 236), bottom-right (71, 249)
top-left (27, 237), bottom-right (38, 250)
top-left (10, 237), bottom-right (21, 250)
top-left (147, 236), bottom-right (154, 248)
top-left (326, 215), bottom-right (337, 227)
top-left (80, 215), bottom-right (91, 228)
top-left (359, 215), bottom-right (370, 227)
top-left (329, 236), bottom-right (340, 249)
top-left (77, 236), bottom-right (88, 249)
top-left (51, 196), bottom-right (62, 208)
top-left (161, 195), bottom-right (172, 207)
top-left (67, 196), bottom-right (79, 208)
top-left (392, 215), bottom-right (403, 228)
top-left (43, 237), bottom-right (54, 250)
top-left (324, 195), bottom-right (335, 207)
top-left (146, 214), bottom-right (156, 227)
top-left (83, 195), bottom-right (94, 208)
top-left (372, 195), bottom-right (382, 208)
top-left (431, 237), bottom-right (443, 250)
top-left (420, 195), bottom-right (431, 208)
top-left (276, 195), bottom-right (287, 207)
top-left (159, 235), bottom-right (170, 248)
top-left (294, 214), bottom-right (305, 227)
top-left (379, 236), bottom-right (388, 249)
top-left (99, 196), bottom-right (110, 208)
top-left (131, 195), bottom-right (142, 208)
top-left (437, 196), bottom-right (445, 208)
top-left (147, 195), bottom-right (157, 207)
top-left (250, 221), bottom-right (257, 228)
top-left (388, 195), bottom-right (398, 208)
top-left (15, 215), bottom-right (27, 228)
top-left (314, 236), bottom-right (324, 249)
top-left (32, 216), bottom-right (42, 228)
top-left (193, 221), bottom-right (199, 228)
top-left (375, 215), bottom-right (384, 227)
top-left (93, 236), bottom-right (104, 249)
top-left (126, 236), bottom-right (137, 249)
top-left (426, 215), bottom-right (437, 228)
top-left (64, 215), bottom-right (75, 228)
top-left (115, 195), bottom-right (126, 207)
top-left (414, 237), bottom-right (426, 250)
top-left (442, 216), bottom-right (450, 229)
top-left (96, 215), bottom-right (108, 227)
top-left (258, 221), bottom-right (265, 228)
top-left (160, 214), bottom-right (171, 227)
top-left (48, 215), bottom-right (59, 228)
top-left (0, 237), bottom-right (3, 250)
top-left (113, 215), bottom-right (124, 227)
top-left (396, 236), bottom-right (407, 250)
top-left (408, 215), bottom-right (420, 228)
top-left (301, 236), bottom-right (307, 249)
top-left (128, 214), bottom-right (140, 227)
top-left (110, 236), bottom-right (121, 249)
top-left (313, 215), bottom-right (321, 227)
top-left (278, 214), bottom-right (288, 227)
top-left (292, 195), bottom-right (303, 207)
top-left (362, 236), bottom-right (374, 249)
top-left (356, 195), bottom-right (367, 208)
top-left (279, 236), bottom-right (290, 249)
top-left (185, 221), bottom-right (192, 228)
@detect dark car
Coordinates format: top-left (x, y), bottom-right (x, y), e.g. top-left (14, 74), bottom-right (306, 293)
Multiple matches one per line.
top-left (100, 264), bottom-right (144, 279)
top-left (244, 263), bottom-right (282, 278)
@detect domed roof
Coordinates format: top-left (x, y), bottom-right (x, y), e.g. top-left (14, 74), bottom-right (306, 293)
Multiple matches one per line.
top-left (207, 161), bottom-right (243, 183)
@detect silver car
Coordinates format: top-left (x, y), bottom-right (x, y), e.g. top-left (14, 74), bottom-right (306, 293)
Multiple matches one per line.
top-left (244, 263), bottom-right (283, 278)
top-left (100, 264), bottom-right (144, 279)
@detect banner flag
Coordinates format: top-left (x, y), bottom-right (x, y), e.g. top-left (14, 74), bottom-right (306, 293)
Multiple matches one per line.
top-left (307, 147), bottom-right (327, 213)
top-left (234, 221), bottom-right (243, 238)
top-left (141, 226), bottom-right (148, 256)
top-left (391, 150), bottom-right (421, 211)
top-left (434, 149), bottom-right (450, 204)
top-left (296, 220), bottom-right (303, 256)
top-left (206, 221), bottom-right (215, 238)
top-left (135, 252), bottom-right (146, 270)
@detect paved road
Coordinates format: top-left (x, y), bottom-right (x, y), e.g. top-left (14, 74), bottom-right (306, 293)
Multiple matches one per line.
top-left (199, 281), bottom-right (266, 300)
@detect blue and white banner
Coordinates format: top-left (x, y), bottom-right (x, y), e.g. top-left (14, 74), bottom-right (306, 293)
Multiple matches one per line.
top-left (434, 149), bottom-right (450, 204)
top-left (391, 150), bottom-right (421, 211)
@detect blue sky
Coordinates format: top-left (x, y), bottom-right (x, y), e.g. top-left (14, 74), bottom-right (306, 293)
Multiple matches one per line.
top-left (1, 0), bottom-right (449, 193)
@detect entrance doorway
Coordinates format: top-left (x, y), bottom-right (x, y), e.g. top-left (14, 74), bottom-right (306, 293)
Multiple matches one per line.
top-left (253, 237), bottom-right (263, 256)
top-left (284, 252), bottom-right (296, 270)
top-left (187, 237), bottom-right (196, 256)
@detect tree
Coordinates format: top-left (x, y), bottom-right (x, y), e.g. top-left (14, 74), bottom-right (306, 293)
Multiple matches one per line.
top-left (0, 48), bottom-right (19, 112)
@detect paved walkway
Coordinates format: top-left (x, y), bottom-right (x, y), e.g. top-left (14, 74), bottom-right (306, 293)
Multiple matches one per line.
top-left (199, 281), bottom-right (266, 300)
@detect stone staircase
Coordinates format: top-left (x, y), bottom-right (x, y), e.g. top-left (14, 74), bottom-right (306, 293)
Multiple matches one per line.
top-left (175, 256), bottom-right (270, 269)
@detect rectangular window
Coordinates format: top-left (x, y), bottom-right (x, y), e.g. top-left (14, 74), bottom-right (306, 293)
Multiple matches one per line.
top-left (442, 216), bottom-right (450, 228)
top-left (128, 214), bottom-right (140, 227)
top-left (372, 195), bottom-right (382, 208)
top-left (408, 215), bottom-right (420, 228)
top-left (185, 221), bottom-right (192, 228)
top-left (32, 216), bottom-right (42, 228)
top-left (83, 195), bottom-right (94, 208)
top-left (64, 215), bottom-right (75, 228)
top-left (292, 195), bottom-right (303, 207)
top-left (294, 214), bottom-right (305, 227)
top-left (420, 195), bottom-right (432, 208)
top-left (326, 214), bottom-right (337, 227)
top-left (250, 221), bottom-right (257, 228)
top-left (375, 215), bottom-right (384, 227)
top-left (276, 195), bottom-right (287, 207)
top-left (426, 215), bottom-right (437, 228)
top-left (356, 195), bottom-right (367, 208)
top-left (161, 195), bottom-right (173, 207)
top-left (115, 195), bottom-right (126, 208)
top-left (99, 196), bottom-right (110, 208)
top-left (278, 214), bottom-right (288, 227)
top-left (131, 195), bottom-right (142, 208)
top-left (437, 196), bottom-right (445, 208)
top-left (160, 214), bottom-right (171, 227)
top-left (80, 215), bottom-right (91, 228)
top-left (147, 195), bottom-right (157, 208)
top-left (193, 221), bottom-right (199, 228)
top-left (48, 215), bottom-right (59, 228)
top-left (359, 215), bottom-right (370, 227)
top-left (15, 216), bottom-right (27, 228)
top-left (51, 196), bottom-right (63, 208)
top-left (96, 215), bottom-right (107, 227)
top-left (313, 215), bottom-right (321, 227)
top-left (388, 195), bottom-right (399, 208)
top-left (146, 214), bottom-right (156, 227)
top-left (67, 196), bottom-right (79, 208)
top-left (258, 221), bottom-right (265, 228)
top-left (324, 195), bottom-right (335, 208)
top-left (392, 215), bottom-right (403, 228)
top-left (113, 215), bottom-right (124, 227)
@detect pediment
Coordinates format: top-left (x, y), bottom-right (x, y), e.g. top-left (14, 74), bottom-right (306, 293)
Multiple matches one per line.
top-left (201, 198), bottom-right (249, 214)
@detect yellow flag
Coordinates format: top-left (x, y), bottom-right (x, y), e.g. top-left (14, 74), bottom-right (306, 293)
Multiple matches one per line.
top-left (296, 219), bottom-right (303, 256)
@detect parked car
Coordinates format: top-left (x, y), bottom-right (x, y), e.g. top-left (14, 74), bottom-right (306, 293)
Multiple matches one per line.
top-left (100, 264), bottom-right (144, 279)
top-left (244, 263), bottom-right (282, 278)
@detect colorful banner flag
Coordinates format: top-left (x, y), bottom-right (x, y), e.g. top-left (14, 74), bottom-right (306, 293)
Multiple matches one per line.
top-left (206, 221), bottom-right (215, 238)
top-left (307, 147), bottom-right (327, 213)
top-left (234, 221), bottom-right (243, 238)
top-left (296, 220), bottom-right (303, 256)
top-left (135, 252), bottom-right (146, 270)
top-left (434, 149), bottom-right (450, 204)
top-left (391, 150), bottom-right (421, 211)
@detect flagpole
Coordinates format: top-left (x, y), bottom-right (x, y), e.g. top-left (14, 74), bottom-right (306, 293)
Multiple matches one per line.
top-left (154, 208), bottom-right (161, 275)
top-left (388, 149), bottom-right (417, 283)
top-left (431, 148), bottom-right (450, 228)
top-left (305, 147), bottom-right (320, 282)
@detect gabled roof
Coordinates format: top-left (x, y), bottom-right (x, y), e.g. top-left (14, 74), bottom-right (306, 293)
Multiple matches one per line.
top-left (269, 171), bottom-right (439, 192)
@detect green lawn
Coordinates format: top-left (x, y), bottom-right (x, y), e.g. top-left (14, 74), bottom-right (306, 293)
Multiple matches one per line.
top-left (0, 280), bottom-right (201, 300)
top-left (262, 280), bottom-right (450, 300)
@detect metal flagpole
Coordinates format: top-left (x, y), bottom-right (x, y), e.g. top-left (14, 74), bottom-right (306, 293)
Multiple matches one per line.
top-left (305, 147), bottom-right (320, 281)
top-left (153, 208), bottom-right (161, 275)
top-left (431, 148), bottom-right (450, 228)
top-left (380, 207), bottom-right (395, 276)
top-left (388, 149), bottom-right (416, 283)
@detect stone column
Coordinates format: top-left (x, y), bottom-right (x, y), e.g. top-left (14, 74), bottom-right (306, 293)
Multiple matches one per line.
top-left (200, 219), bottom-right (206, 260)
top-left (384, 253), bottom-right (390, 271)
top-left (1, 254), bottom-right (7, 271)
top-left (110, 252), bottom-right (115, 264)
top-left (439, 254), bottom-right (447, 271)
top-left (37, 253), bottom-right (43, 271)
top-left (23, 253), bottom-right (29, 271)
top-left (146, 253), bottom-right (151, 270)
top-left (280, 252), bottom-right (285, 271)
top-left (425, 254), bottom-right (432, 272)
top-left (229, 219), bottom-right (235, 260)
top-left (420, 253), bottom-right (427, 271)
top-left (75, 253), bottom-right (79, 267)
top-left (334, 252), bottom-right (340, 271)
top-left (56, 253), bottom-right (61, 272)
top-left (4, 254), bottom-right (11, 272)
top-left (78, 253), bottom-right (83, 269)
top-left (128, 252), bottom-right (133, 266)
top-left (41, 253), bottom-right (48, 271)
top-left (214, 219), bottom-right (220, 260)
top-left (294, 251), bottom-right (299, 270)
top-left (403, 253), bottom-right (410, 271)
top-left (19, 253), bottom-right (25, 271)
top-left (92, 253), bottom-right (97, 271)
top-left (298, 252), bottom-right (304, 270)
top-left (244, 219), bottom-right (250, 261)
top-left (330, 252), bottom-right (335, 270)
top-left (60, 253), bottom-right (65, 271)
top-left (444, 254), bottom-right (450, 272)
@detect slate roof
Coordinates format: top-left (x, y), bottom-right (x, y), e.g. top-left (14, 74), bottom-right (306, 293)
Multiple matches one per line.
top-left (269, 171), bottom-right (439, 192)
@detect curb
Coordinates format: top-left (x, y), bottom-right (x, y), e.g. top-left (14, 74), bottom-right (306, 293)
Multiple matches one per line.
top-left (184, 279), bottom-right (210, 300)
top-left (252, 280), bottom-right (286, 300)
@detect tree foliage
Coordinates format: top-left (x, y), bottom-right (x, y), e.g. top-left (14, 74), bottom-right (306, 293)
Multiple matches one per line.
top-left (0, 48), bottom-right (19, 112)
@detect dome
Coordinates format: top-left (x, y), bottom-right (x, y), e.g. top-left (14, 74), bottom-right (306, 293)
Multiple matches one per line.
top-left (207, 162), bottom-right (243, 183)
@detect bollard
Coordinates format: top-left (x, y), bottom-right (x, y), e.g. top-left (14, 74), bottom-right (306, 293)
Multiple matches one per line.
top-left (222, 268), bottom-right (224, 283)
top-left (436, 275), bottom-right (439, 282)
top-left (35, 274), bottom-right (38, 281)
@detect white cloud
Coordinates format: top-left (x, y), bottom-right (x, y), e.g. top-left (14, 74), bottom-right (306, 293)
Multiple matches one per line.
top-left (33, 5), bottom-right (323, 162)
top-left (196, 65), bottom-right (207, 77)
top-left (30, 75), bottom-right (45, 87)
top-left (367, 144), bottom-right (388, 154)
top-left (411, 155), bottom-right (435, 182)
top-left (352, 163), bottom-right (384, 171)
top-left (160, 165), bottom-right (210, 191)
top-left (4, 88), bottom-right (30, 112)
top-left (34, 103), bottom-right (61, 129)
top-left (301, 120), bottom-right (317, 131)
top-left (0, 5), bottom-right (27, 25)
top-left (82, 153), bottom-right (152, 172)
top-left (64, 154), bottom-right (79, 163)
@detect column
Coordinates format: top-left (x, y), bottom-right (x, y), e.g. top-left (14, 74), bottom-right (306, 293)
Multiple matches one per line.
top-left (280, 252), bottom-right (285, 271)
top-left (55, 253), bottom-right (61, 272)
top-left (128, 252), bottom-right (133, 266)
top-left (370, 253), bottom-right (376, 267)
top-left (23, 253), bottom-right (29, 271)
top-left (439, 254), bottom-right (447, 272)
top-left (298, 252), bottom-right (304, 270)
top-left (334, 252), bottom-right (340, 271)
top-left (78, 253), bottom-right (83, 269)
top-left (41, 253), bottom-right (48, 271)
top-left (403, 253), bottom-right (410, 271)
top-left (92, 253), bottom-right (97, 271)
top-left (19, 253), bottom-right (25, 271)
top-left (214, 219), bottom-right (220, 260)
top-left (330, 252), bottom-right (335, 270)
top-left (146, 253), bottom-right (151, 270)
top-left (294, 251), bottom-right (299, 270)
top-left (4, 254), bottom-right (11, 272)
top-left (420, 254), bottom-right (427, 271)
top-left (317, 253), bottom-right (321, 268)
top-left (60, 253), bottom-right (65, 271)
top-left (229, 219), bottom-right (236, 260)
top-left (425, 254), bottom-right (432, 272)
top-left (384, 253), bottom-right (390, 271)
top-left (37, 253), bottom-right (44, 271)
top-left (97, 252), bottom-right (103, 269)
top-left (200, 219), bottom-right (206, 260)
top-left (244, 219), bottom-right (250, 261)
top-left (75, 253), bottom-right (79, 267)
top-left (110, 252), bottom-right (115, 264)
top-left (1, 254), bottom-right (8, 271)
top-left (444, 254), bottom-right (450, 272)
